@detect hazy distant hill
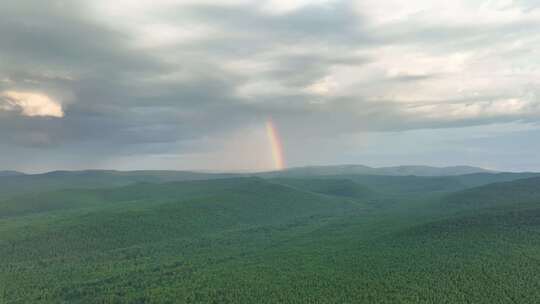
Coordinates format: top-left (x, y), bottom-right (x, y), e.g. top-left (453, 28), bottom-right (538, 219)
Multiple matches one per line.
top-left (0, 177), bottom-right (356, 219)
top-left (444, 176), bottom-right (540, 210)
top-left (257, 164), bottom-right (493, 178)
top-left (341, 172), bottom-right (540, 195)
top-left (1, 166), bottom-right (536, 200)
top-left (376, 165), bottom-right (494, 176)
top-left (0, 170), bottom-right (237, 200)
top-left (0, 170), bottom-right (25, 177)
top-left (451, 172), bottom-right (540, 188)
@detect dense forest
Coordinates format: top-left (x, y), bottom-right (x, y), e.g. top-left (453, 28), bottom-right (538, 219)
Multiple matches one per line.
top-left (1, 170), bottom-right (540, 303)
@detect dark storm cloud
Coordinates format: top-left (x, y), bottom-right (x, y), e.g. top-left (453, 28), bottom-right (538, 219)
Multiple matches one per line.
top-left (0, 0), bottom-right (248, 152)
top-left (1, 1), bottom-right (365, 150)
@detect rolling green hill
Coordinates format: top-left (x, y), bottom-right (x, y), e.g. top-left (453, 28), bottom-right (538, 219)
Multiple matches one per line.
top-left (452, 172), bottom-right (540, 188)
top-left (0, 170), bottom-right (237, 200)
top-left (302, 172), bottom-right (540, 196)
top-left (2, 173), bottom-right (540, 303)
top-left (0, 177), bottom-right (364, 303)
top-left (369, 176), bottom-right (540, 303)
top-left (0, 177), bottom-right (357, 219)
top-left (270, 177), bottom-right (375, 199)
top-left (444, 176), bottom-right (540, 210)
top-left (1, 168), bottom-right (536, 201)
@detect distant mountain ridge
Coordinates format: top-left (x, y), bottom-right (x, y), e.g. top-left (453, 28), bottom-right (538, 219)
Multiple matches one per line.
top-left (0, 170), bottom-right (25, 177)
top-left (2, 165), bottom-right (532, 201)
top-left (1, 165), bottom-right (495, 180)
top-left (258, 164), bottom-right (494, 177)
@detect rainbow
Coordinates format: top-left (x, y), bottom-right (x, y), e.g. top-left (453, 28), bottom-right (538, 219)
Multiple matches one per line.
top-left (265, 119), bottom-right (286, 170)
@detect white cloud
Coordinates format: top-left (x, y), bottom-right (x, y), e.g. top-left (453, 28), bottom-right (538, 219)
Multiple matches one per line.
top-left (354, 0), bottom-right (540, 26)
top-left (406, 97), bottom-right (538, 120)
top-left (261, 0), bottom-right (336, 14)
top-left (305, 75), bottom-right (339, 96)
top-left (133, 23), bottom-right (216, 48)
top-left (235, 80), bottom-right (295, 99)
top-left (1, 91), bottom-right (64, 118)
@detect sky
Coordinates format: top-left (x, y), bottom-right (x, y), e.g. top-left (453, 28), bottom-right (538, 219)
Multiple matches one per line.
top-left (1, 0), bottom-right (539, 173)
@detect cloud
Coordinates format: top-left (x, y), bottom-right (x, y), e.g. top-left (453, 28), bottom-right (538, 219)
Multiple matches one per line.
top-left (1, 91), bottom-right (64, 117)
top-left (404, 97), bottom-right (539, 121)
top-left (304, 76), bottom-right (339, 95)
top-left (0, 0), bottom-right (540, 171)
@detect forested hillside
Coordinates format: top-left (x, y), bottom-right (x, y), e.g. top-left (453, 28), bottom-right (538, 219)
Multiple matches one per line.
top-left (0, 170), bottom-right (237, 200)
top-left (445, 176), bottom-right (540, 210)
top-left (1, 173), bottom-right (540, 303)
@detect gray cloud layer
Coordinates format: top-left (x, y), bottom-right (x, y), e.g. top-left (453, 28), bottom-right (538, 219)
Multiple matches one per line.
top-left (1, 0), bottom-right (540, 172)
